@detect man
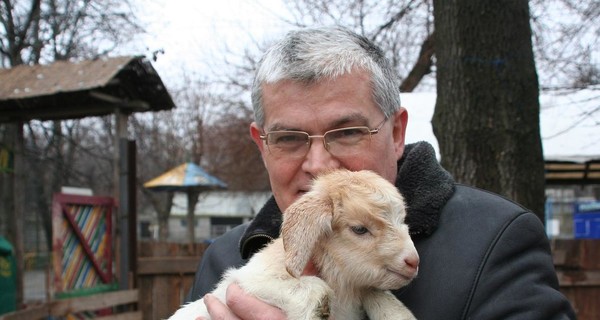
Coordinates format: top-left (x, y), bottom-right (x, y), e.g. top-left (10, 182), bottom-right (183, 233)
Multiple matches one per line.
top-left (186, 26), bottom-right (575, 319)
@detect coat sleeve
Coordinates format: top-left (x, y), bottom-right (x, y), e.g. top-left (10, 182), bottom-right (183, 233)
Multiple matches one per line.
top-left (466, 211), bottom-right (576, 319)
top-left (185, 224), bottom-right (247, 303)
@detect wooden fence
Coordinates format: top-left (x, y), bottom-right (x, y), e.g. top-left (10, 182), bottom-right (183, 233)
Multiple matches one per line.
top-left (551, 239), bottom-right (600, 320)
top-left (0, 289), bottom-right (140, 320)
top-left (136, 241), bottom-right (208, 320)
top-left (135, 240), bottom-right (598, 319)
top-left (4, 240), bottom-right (596, 319)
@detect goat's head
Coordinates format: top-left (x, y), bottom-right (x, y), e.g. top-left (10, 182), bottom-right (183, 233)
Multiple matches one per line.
top-left (282, 169), bottom-right (419, 290)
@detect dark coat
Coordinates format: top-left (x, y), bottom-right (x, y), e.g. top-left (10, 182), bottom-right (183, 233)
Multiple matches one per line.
top-left (186, 142), bottom-right (575, 319)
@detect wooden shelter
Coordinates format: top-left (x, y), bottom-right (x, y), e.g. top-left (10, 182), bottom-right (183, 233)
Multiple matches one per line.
top-left (0, 55), bottom-right (176, 308)
top-left (0, 55), bottom-right (174, 121)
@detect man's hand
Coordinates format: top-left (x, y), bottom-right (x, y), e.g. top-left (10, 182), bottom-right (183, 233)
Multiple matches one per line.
top-left (200, 283), bottom-right (287, 320)
top-left (199, 260), bottom-right (317, 320)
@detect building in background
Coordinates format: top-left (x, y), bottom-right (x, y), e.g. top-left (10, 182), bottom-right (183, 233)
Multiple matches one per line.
top-left (140, 191), bottom-right (271, 242)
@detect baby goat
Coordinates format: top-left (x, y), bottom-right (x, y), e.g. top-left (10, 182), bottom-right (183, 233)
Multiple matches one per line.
top-left (169, 169), bottom-right (419, 320)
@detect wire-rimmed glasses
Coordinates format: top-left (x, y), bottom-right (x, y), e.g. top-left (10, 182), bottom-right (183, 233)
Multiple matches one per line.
top-left (260, 118), bottom-right (387, 159)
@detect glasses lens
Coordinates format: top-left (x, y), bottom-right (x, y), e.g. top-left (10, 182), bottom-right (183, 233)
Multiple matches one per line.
top-left (267, 131), bottom-right (309, 157)
top-left (325, 127), bottom-right (371, 155)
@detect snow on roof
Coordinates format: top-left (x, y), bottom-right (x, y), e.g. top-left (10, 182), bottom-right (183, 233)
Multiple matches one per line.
top-left (401, 88), bottom-right (600, 162)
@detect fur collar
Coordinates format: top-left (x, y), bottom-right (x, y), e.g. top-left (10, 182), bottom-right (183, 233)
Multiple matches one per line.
top-left (239, 141), bottom-right (455, 259)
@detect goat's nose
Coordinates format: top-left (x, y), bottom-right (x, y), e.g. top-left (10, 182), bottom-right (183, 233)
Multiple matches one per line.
top-left (404, 252), bottom-right (420, 271)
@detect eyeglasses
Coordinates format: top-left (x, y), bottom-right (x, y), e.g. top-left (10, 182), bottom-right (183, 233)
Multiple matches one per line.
top-left (260, 118), bottom-right (387, 159)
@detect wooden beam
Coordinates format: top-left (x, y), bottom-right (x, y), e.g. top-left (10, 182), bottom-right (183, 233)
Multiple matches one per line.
top-left (557, 271), bottom-right (600, 287)
top-left (90, 91), bottom-right (150, 110)
top-left (137, 257), bottom-right (200, 275)
top-left (0, 305), bottom-right (49, 320)
top-left (50, 289), bottom-right (139, 315)
top-left (0, 290), bottom-right (139, 320)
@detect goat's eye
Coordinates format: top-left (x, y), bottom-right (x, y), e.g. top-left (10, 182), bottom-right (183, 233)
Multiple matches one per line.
top-left (351, 226), bottom-right (369, 235)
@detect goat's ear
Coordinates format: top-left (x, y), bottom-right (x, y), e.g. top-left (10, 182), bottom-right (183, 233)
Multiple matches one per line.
top-left (282, 193), bottom-right (333, 278)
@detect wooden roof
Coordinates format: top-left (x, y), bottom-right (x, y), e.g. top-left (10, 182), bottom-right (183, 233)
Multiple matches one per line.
top-left (545, 158), bottom-right (600, 185)
top-left (0, 56), bottom-right (175, 122)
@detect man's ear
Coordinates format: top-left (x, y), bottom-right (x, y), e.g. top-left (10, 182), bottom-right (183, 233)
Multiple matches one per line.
top-left (249, 122), bottom-right (266, 153)
top-left (392, 108), bottom-right (408, 159)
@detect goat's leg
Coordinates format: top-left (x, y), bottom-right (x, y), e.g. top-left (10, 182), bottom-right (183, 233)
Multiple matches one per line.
top-left (240, 275), bottom-right (333, 320)
top-left (362, 289), bottom-right (417, 320)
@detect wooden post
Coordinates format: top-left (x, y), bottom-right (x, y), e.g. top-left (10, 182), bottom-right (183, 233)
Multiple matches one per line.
top-left (114, 109), bottom-right (130, 290)
top-left (12, 122), bottom-right (25, 308)
top-left (119, 139), bottom-right (137, 289)
top-left (186, 191), bottom-right (200, 244)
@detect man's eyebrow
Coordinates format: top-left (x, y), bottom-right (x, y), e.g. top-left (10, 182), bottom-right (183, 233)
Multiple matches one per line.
top-left (266, 113), bottom-right (370, 132)
top-left (265, 123), bottom-right (300, 131)
top-left (330, 113), bottom-right (369, 127)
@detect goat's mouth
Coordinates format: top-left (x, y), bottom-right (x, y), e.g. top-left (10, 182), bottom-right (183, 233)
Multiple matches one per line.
top-left (386, 267), bottom-right (417, 282)
top-left (377, 268), bottom-right (415, 290)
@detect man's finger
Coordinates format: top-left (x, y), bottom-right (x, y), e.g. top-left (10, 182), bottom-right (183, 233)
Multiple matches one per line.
top-left (226, 283), bottom-right (287, 320)
top-left (204, 293), bottom-right (241, 320)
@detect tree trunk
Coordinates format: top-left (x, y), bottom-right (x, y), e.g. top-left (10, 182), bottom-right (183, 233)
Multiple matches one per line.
top-left (432, 0), bottom-right (546, 220)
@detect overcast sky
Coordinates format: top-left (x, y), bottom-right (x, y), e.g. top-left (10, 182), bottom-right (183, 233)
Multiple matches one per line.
top-left (127, 0), bottom-right (293, 88)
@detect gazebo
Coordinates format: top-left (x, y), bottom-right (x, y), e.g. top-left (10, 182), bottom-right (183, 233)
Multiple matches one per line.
top-left (144, 162), bottom-right (228, 244)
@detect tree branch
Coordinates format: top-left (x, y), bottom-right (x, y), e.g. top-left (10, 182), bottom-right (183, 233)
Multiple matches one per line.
top-left (400, 32), bottom-right (435, 92)
top-left (371, 0), bottom-right (418, 39)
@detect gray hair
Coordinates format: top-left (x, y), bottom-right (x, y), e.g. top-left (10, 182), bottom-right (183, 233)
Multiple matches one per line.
top-left (251, 26), bottom-right (402, 126)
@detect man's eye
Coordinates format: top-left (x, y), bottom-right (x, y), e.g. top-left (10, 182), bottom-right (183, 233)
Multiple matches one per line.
top-left (328, 128), bottom-right (368, 142)
top-left (273, 133), bottom-right (305, 144)
top-left (350, 225), bottom-right (369, 235)
top-left (340, 128), bottom-right (365, 137)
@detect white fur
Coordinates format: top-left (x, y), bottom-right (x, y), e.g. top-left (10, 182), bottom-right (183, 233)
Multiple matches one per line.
top-left (169, 169), bottom-right (419, 320)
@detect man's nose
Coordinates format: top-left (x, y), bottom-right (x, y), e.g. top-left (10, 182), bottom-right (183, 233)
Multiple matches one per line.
top-left (301, 138), bottom-right (340, 175)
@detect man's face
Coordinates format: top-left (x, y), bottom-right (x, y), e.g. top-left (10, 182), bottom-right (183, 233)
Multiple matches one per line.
top-left (250, 70), bottom-right (408, 212)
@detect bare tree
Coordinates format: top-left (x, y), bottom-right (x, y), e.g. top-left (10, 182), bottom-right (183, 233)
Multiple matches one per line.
top-left (0, 0), bottom-right (142, 66)
top-left (530, 0), bottom-right (600, 89)
top-left (432, 0), bottom-right (545, 219)
top-left (203, 105), bottom-right (270, 191)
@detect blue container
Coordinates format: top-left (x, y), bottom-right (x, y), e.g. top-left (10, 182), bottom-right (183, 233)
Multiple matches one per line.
top-left (574, 201), bottom-right (600, 239)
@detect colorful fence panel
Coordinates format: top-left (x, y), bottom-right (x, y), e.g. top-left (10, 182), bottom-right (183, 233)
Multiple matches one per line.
top-left (51, 193), bottom-right (115, 298)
